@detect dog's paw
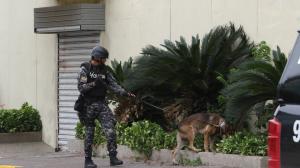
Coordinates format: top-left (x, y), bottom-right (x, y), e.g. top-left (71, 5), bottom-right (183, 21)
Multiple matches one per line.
top-left (172, 160), bottom-right (179, 165)
top-left (172, 162), bottom-right (179, 165)
top-left (194, 149), bottom-right (201, 153)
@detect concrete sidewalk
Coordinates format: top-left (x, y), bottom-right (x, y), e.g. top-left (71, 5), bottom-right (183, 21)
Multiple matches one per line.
top-left (0, 142), bottom-right (232, 168)
top-left (0, 142), bottom-right (54, 158)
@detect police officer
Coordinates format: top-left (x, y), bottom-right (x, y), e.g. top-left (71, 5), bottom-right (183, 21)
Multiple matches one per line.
top-left (77, 46), bottom-right (135, 168)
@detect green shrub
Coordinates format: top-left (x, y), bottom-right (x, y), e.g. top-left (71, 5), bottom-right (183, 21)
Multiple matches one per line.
top-left (194, 134), bottom-right (204, 150)
top-left (118, 120), bottom-right (176, 157)
top-left (0, 102), bottom-right (42, 133)
top-left (115, 122), bottom-right (129, 144)
top-left (75, 121), bottom-right (106, 146)
top-left (216, 132), bottom-right (267, 156)
top-left (76, 120), bottom-right (176, 157)
top-left (163, 131), bottom-right (177, 149)
top-left (75, 121), bottom-right (131, 146)
top-left (75, 122), bottom-right (85, 140)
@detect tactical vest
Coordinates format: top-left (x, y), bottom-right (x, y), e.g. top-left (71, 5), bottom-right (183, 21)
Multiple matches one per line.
top-left (81, 62), bottom-right (108, 101)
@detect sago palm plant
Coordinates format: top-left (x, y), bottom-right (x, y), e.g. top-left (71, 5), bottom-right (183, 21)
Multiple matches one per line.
top-left (108, 57), bottom-right (133, 86)
top-left (125, 23), bottom-right (254, 127)
top-left (222, 44), bottom-right (287, 129)
top-left (107, 58), bottom-right (143, 123)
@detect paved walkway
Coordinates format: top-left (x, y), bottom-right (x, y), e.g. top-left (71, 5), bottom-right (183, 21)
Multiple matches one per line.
top-left (0, 142), bottom-right (232, 168)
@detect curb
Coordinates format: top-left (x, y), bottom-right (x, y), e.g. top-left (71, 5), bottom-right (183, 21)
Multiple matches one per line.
top-left (0, 132), bottom-right (42, 143)
top-left (67, 139), bottom-right (267, 168)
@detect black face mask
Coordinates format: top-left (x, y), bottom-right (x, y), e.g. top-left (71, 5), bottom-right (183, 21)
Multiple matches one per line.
top-left (97, 64), bottom-right (105, 69)
top-left (91, 62), bottom-right (105, 69)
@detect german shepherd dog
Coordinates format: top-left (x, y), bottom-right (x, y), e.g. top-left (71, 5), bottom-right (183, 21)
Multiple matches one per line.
top-left (172, 113), bottom-right (227, 164)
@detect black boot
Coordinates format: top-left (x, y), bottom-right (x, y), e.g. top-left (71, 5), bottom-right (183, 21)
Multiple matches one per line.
top-left (110, 156), bottom-right (123, 166)
top-left (85, 157), bottom-right (97, 168)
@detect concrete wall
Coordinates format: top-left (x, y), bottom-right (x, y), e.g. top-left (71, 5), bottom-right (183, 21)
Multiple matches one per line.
top-left (0, 0), bottom-right (58, 148)
top-left (101, 0), bottom-right (300, 62)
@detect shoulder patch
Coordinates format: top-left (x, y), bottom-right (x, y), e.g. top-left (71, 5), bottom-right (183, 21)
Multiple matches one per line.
top-left (80, 76), bottom-right (88, 82)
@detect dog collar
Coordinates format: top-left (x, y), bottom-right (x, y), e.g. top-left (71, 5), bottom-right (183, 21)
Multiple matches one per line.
top-left (219, 121), bottom-right (225, 128)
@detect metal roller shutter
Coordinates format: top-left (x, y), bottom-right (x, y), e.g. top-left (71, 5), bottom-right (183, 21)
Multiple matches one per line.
top-left (58, 31), bottom-right (100, 150)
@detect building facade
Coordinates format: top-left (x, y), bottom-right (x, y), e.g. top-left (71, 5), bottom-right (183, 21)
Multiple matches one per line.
top-left (0, 0), bottom-right (299, 149)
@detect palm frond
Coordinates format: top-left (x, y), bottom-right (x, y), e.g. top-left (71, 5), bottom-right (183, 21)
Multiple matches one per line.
top-left (222, 45), bottom-right (287, 127)
top-left (125, 23), bottom-right (254, 120)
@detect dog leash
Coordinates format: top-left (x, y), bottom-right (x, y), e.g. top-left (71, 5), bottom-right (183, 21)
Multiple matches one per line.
top-left (205, 120), bottom-right (225, 128)
top-left (135, 97), bottom-right (225, 129)
top-left (205, 121), bottom-right (220, 127)
top-left (139, 99), bottom-right (165, 112)
top-left (205, 120), bottom-right (226, 136)
top-left (130, 96), bottom-right (166, 111)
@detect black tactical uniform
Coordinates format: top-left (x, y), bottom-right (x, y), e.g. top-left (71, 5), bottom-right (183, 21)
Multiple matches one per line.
top-left (77, 46), bottom-right (128, 168)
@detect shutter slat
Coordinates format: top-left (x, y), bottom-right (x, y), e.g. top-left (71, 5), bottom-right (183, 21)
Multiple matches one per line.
top-left (58, 31), bottom-right (99, 149)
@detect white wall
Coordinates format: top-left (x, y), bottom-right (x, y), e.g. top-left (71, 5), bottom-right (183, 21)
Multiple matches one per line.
top-left (101, 0), bottom-right (171, 62)
top-left (101, 0), bottom-right (300, 62)
top-left (0, 0), bottom-right (58, 148)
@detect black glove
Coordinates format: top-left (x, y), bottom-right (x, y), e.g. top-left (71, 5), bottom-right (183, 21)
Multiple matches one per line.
top-left (127, 92), bottom-right (136, 98)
